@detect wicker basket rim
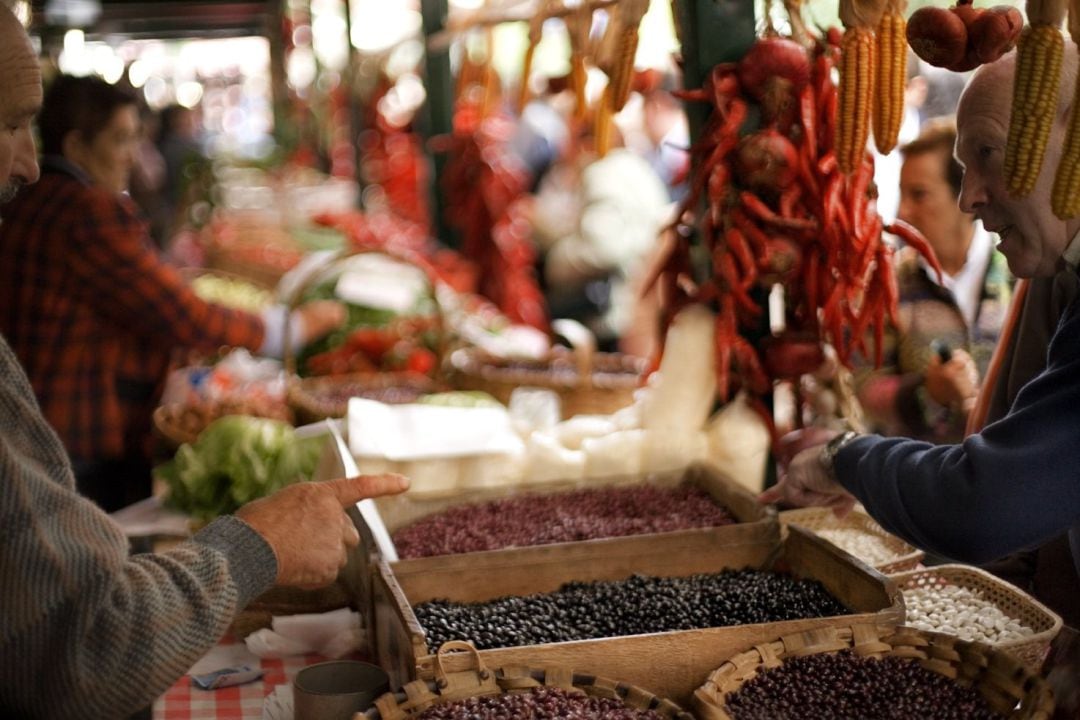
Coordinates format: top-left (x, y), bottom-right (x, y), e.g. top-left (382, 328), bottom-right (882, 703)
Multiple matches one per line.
top-left (368, 662), bottom-right (694, 719)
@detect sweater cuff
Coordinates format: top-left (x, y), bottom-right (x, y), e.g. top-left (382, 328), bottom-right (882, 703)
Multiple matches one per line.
top-left (193, 515), bottom-right (278, 608)
top-left (833, 434), bottom-right (876, 499)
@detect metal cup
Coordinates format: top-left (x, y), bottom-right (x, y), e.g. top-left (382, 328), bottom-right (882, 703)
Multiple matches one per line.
top-left (293, 660), bottom-right (389, 720)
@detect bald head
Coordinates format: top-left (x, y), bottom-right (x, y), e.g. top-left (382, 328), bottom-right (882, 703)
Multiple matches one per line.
top-left (954, 44), bottom-right (1080, 278)
top-left (0, 1), bottom-right (41, 202)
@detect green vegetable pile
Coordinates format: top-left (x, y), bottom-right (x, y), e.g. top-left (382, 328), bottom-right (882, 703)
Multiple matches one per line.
top-left (156, 416), bottom-right (323, 521)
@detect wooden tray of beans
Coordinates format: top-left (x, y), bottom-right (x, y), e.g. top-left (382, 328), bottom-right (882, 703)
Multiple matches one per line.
top-left (779, 506), bottom-right (925, 573)
top-left (889, 564), bottom-right (1063, 671)
top-left (287, 371), bottom-right (436, 424)
top-left (371, 525), bottom-right (903, 706)
top-left (367, 640), bottom-right (693, 719)
top-left (372, 463), bottom-right (776, 563)
top-left (692, 624), bottom-right (1054, 719)
top-left (449, 346), bottom-right (646, 419)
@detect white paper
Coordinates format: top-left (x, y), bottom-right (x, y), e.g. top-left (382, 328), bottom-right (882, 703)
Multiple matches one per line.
top-left (348, 399), bottom-right (524, 461)
top-left (334, 255), bottom-right (428, 313)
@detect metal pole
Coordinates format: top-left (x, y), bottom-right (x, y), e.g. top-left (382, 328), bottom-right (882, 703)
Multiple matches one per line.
top-left (420, 0), bottom-right (457, 248)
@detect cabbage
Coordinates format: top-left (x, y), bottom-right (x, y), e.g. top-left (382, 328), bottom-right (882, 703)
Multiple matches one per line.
top-left (157, 416), bottom-right (323, 521)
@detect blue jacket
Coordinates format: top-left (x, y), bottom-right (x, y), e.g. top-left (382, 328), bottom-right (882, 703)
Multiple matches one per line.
top-left (836, 280), bottom-right (1080, 576)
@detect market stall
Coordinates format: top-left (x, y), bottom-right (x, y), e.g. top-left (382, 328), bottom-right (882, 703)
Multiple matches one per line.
top-left (12, 0), bottom-right (1079, 717)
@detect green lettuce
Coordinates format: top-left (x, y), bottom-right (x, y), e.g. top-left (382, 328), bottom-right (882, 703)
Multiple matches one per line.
top-left (157, 416), bottom-right (323, 521)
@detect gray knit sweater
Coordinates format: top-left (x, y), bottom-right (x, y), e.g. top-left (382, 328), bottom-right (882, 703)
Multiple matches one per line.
top-left (0, 335), bottom-right (277, 718)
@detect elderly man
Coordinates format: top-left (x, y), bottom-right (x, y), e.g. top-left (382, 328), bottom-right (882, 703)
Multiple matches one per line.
top-left (762, 49), bottom-right (1080, 591)
top-left (0, 5), bottom-right (407, 718)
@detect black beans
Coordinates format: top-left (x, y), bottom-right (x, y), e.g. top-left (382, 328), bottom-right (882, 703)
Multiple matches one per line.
top-left (415, 686), bottom-right (666, 719)
top-left (415, 570), bottom-right (850, 650)
top-left (724, 651), bottom-right (1004, 720)
top-left (393, 484), bottom-right (736, 559)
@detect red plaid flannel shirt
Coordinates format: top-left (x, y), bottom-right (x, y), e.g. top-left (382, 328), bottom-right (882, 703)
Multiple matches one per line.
top-left (0, 161), bottom-right (264, 463)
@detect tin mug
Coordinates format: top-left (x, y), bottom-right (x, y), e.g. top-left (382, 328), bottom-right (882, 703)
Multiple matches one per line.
top-left (293, 660), bottom-right (389, 720)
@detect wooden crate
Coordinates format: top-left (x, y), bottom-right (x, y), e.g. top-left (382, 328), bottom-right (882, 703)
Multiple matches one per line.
top-left (356, 463), bottom-right (777, 647)
top-left (372, 525), bottom-right (904, 706)
top-left (370, 462), bottom-right (777, 559)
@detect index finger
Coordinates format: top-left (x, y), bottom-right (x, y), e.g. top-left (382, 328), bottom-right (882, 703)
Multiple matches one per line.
top-left (758, 485), bottom-right (784, 505)
top-left (324, 473), bottom-right (410, 507)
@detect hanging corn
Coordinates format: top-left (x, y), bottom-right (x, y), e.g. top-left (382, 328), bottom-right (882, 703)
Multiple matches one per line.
top-left (607, 0), bottom-right (650, 112)
top-left (1052, 0), bottom-right (1080, 217)
top-left (1005, 0), bottom-right (1066, 198)
top-left (872, 0), bottom-right (907, 155)
top-left (566, 2), bottom-right (593, 124)
top-left (837, 0), bottom-right (889, 173)
top-left (517, 15), bottom-right (544, 115)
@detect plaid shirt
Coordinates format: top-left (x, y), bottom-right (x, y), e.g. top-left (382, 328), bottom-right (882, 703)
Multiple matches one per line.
top-left (0, 159), bottom-right (264, 463)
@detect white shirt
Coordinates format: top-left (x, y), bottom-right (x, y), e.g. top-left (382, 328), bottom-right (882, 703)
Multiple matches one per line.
top-left (921, 222), bottom-right (994, 329)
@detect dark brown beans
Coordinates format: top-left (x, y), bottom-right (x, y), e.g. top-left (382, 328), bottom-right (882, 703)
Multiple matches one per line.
top-left (393, 484), bottom-right (736, 559)
top-left (415, 570), bottom-right (850, 651)
top-left (724, 651), bottom-right (1004, 719)
top-left (415, 686), bottom-right (666, 719)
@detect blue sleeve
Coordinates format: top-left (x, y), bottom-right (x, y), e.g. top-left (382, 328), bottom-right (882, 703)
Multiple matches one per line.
top-left (833, 298), bottom-right (1080, 564)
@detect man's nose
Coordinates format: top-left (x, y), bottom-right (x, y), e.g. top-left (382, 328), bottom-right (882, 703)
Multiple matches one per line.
top-left (14, 128), bottom-right (39, 185)
top-left (958, 172), bottom-right (986, 213)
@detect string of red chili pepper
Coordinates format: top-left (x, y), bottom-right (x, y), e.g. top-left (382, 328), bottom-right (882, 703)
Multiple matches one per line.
top-left (650, 30), bottom-right (942, 406)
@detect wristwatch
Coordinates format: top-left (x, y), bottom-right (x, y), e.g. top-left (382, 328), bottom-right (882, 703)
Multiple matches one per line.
top-left (819, 430), bottom-right (860, 480)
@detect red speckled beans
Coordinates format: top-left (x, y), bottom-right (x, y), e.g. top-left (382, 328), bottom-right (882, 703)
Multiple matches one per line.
top-left (415, 686), bottom-right (667, 719)
top-left (393, 483), bottom-right (736, 558)
top-left (724, 652), bottom-right (1003, 719)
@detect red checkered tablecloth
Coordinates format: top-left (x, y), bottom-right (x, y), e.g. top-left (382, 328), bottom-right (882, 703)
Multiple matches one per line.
top-left (153, 640), bottom-right (335, 720)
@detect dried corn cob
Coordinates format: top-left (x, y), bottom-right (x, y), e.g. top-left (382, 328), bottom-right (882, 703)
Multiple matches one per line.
top-left (873, 4), bottom-right (907, 155)
top-left (606, 0), bottom-right (649, 113)
top-left (1051, 0), bottom-right (1080, 217)
top-left (838, 26), bottom-right (877, 173)
top-left (1005, 0), bottom-right (1067, 197)
top-left (566, 3), bottom-right (592, 123)
top-left (595, 87), bottom-right (614, 157)
top-left (607, 25), bottom-right (640, 112)
top-left (517, 33), bottom-right (539, 115)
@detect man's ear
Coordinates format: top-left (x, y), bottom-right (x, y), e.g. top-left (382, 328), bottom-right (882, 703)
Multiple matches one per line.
top-left (60, 130), bottom-right (85, 163)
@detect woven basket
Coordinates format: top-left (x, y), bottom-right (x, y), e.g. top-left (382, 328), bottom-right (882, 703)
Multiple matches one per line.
top-left (890, 564), bottom-right (1063, 671)
top-left (779, 506), bottom-right (925, 574)
top-left (693, 624), bottom-right (1055, 720)
top-left (152, 401), bottom-right (294, 449)
top-left (450, 346), bottom-right (645, 419)
top-left (284, 248), bottom-right (448, 422)
top-left (288, 371), bottom-right (436, 424)
top-left (283, 247), bottom-right (447, 374)
top-left (368, 641), bottom-right (693, 719)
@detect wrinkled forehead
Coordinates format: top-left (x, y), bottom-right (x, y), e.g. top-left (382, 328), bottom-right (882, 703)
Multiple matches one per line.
top-left (0, 26), bottom-right (42, 116)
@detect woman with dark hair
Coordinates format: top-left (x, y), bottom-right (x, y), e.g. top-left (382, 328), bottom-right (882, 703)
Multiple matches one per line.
top-left (0, 74), bottom-right (344, 511)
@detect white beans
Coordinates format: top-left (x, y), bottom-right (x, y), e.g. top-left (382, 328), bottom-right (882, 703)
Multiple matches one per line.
top-left (903, 584), bottom-right (1036, 644)
top-left (814, 527), bottom-right (901, 567)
